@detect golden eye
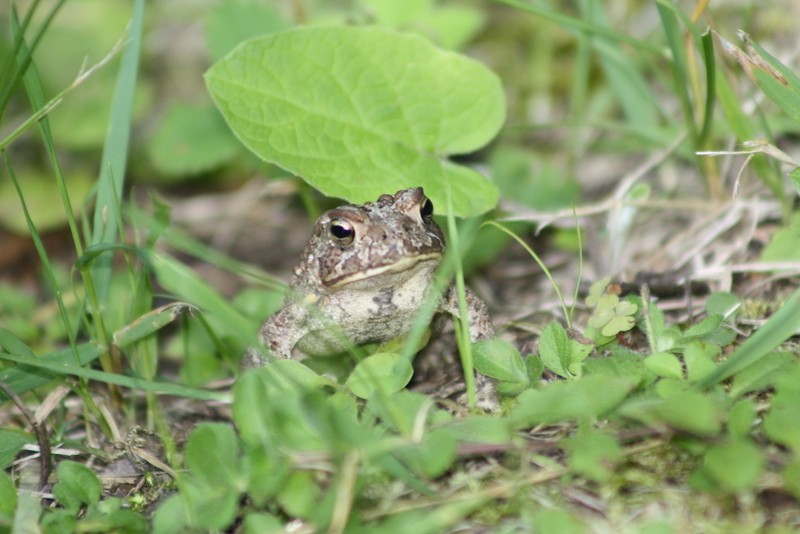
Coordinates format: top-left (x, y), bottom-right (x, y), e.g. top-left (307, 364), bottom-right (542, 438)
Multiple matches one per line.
top-left (420, 197), bottom-right (434, 219)
top-left (329, 219), bottom-right (355, 245)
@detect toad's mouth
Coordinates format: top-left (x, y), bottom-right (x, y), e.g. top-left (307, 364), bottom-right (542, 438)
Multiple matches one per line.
top-left (323, 252), bottom-right (443, 290)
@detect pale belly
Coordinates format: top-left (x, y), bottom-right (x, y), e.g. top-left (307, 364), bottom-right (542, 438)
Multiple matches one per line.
top-left (294, 261), bottom-right (439, 357)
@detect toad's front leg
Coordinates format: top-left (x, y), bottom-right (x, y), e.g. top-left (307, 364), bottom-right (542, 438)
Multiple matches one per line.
top-left (442, 286), bottom-right (499, 411)
top-left (242, 306), bottom-right (305, 368)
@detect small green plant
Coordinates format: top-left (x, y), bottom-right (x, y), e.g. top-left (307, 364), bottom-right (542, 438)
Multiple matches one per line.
top-left (43, 461), bottom-right (146, 532)
top-left (585, 277), bottom-right (639, 344)
top-left (640, 288), bottom-right (737, 384)
top-left (473, 339), bottom-right (532, 395)
top-left (537, 322), bottom-right (593, 379)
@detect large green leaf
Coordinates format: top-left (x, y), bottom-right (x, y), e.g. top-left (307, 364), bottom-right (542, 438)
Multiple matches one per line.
top-left (206, 26), bottom-right (504, 217)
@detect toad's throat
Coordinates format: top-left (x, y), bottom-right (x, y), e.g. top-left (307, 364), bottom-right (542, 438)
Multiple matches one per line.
top-left (323, 252), bottom-right (442, 289)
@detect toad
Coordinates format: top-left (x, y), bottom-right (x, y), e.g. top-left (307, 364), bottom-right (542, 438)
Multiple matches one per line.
top-left (245, 187), bottom-right (498, 410)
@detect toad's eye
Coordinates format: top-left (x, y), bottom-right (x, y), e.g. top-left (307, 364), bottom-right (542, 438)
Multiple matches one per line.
top-left (329, 219), bottom-right (355, 245)
top-left (420, 198), bottom-right (434, 219)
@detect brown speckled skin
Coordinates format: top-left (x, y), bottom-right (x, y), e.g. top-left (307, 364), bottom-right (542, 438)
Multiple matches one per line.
top-left (245, 187), bottom-right (498, 409)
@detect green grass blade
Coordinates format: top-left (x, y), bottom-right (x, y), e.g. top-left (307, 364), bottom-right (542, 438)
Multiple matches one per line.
top-left (0, 326), bottom-right (37, 359)
top-left (12, 9), bottom-right (85, 257)
top-left (594, 39), bottom-right (662, 132)
top-left (694, 287), bottom-right (800, 389)
top-left (0, 0), bottom-right (40, 113)
top-left (0, 336), bottom-right (102, 403)
top-left (482, 221), bottom-right (570, 327)
top-left (582, 2), bottom-right (661, 133)
top-left (714, 64), bottom-right (783, 198)
top-left (570, 208), bottom-right (583, 324)
top-left (0, 350), bottom-right (226, 402)
top-left (10, 9), bottom-right (87, 365)
top-left (1, 154), bottom-right (81, 364)
top-left (0, 0), bottom-right (66, 119)
top-left (566, 5), bottom-right (589, 165)
top-left (656, 2), bottom-right (697, 144)
top-left (697, 29), bottom-right (717, 147)
top-left (445, 192), bottom-right (475, 408)
top-left (89, 0), bottom-right (146, 302)
top-left (736, 34), bottom-right (800, 124)
top-left (75, 243), bottom-right (150, 271)
top-left (0, 326), bottom-right (223, 402)
top-left (113, 303), bottom-right (198, 348)
top-left (151, 253), bottom-right (258, 347)
top-left (655, 0), bottom-right (705, 42)
top-left (127, 204), bottom-right (285, 291)
top-left (164, 225), bottom-right (285, 290)
top-left (0, 40), bottom-right (122, 152)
